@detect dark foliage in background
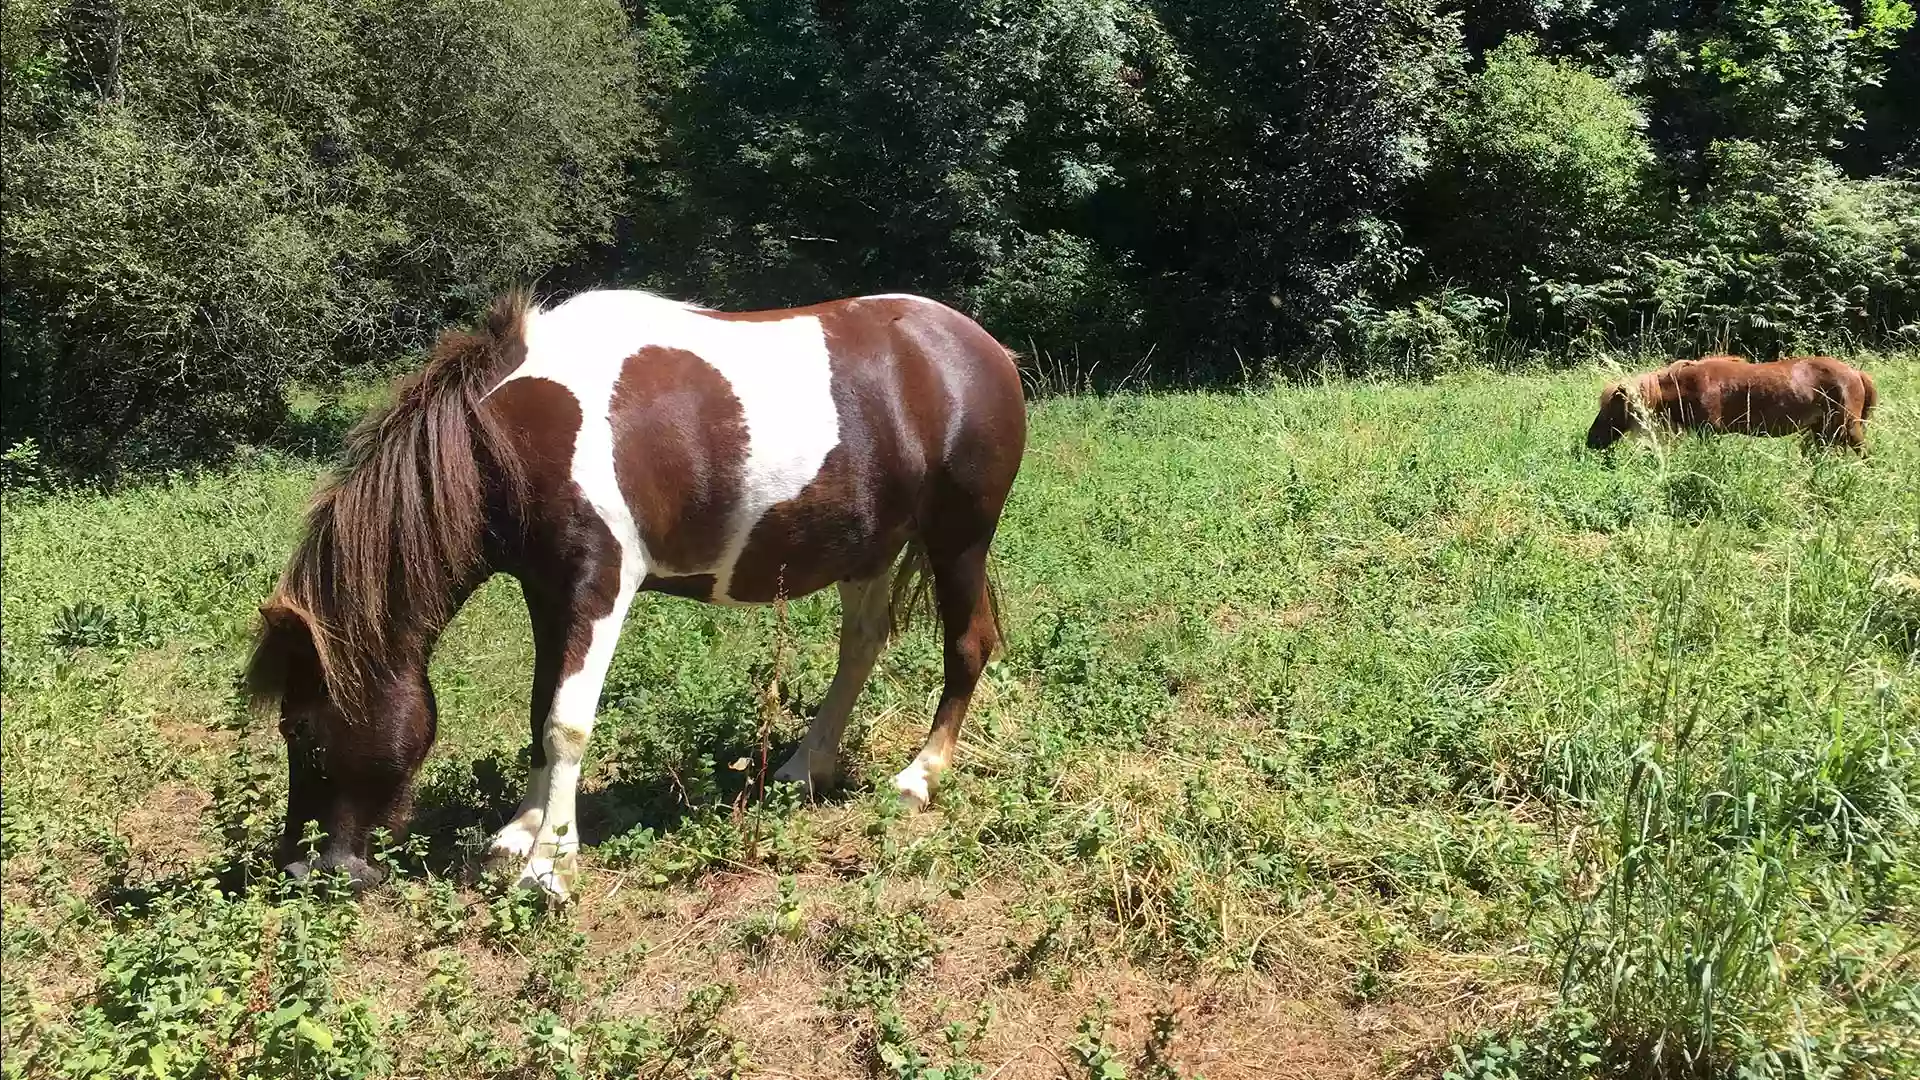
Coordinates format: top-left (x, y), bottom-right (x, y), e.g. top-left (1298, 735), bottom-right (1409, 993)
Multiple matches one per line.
top-left (3, 0), bottom-right (1917, 476)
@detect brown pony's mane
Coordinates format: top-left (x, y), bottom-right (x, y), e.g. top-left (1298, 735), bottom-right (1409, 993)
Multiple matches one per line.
top-left (246, 290), bottom-right (533, 713)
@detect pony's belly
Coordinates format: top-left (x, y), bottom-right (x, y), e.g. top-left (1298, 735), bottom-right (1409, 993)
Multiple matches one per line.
top-left (709, 499), bottom-right (909, 605)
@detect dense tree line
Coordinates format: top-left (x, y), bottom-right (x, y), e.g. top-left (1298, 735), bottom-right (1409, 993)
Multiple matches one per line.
top-left (3, 0), bottom-right (1917, 474)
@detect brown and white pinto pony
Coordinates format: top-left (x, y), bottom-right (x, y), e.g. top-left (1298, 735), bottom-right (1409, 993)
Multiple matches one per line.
top-left (1586, 354), bottom-right (1877, 451)
top-left (246, 289), bottom-right (1026, 898)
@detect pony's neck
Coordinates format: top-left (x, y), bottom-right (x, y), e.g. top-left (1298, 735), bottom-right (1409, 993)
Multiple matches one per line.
top-left (396, 567), bottom-right (492, 670)
top-left (337, 564), bottom-right (493, 699)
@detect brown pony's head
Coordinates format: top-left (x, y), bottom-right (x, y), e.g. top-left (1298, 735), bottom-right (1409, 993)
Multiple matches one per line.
top-left (247, 291), bottom-right (529, 888)
top-left (1586, 383), bottom-right (1638, 450)
top-left (246, 599), bottom-right (438, 889)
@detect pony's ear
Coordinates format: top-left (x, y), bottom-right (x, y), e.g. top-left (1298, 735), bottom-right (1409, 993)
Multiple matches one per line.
top-left (246, 601), bottom-right (322, 709)
top-left (259, 600), bottom-right (305, 631)
top-left (1603, 384), bottom-right (1636, 420)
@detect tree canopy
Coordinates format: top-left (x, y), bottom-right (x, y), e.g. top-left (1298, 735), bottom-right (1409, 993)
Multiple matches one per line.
top-left (3, 0), bottom-right (1916, 474)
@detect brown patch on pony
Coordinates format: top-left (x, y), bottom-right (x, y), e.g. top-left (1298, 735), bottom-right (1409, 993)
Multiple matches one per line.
top-left (609, 346), bottom-right (749, 574)
top-left (725, 439), bottom-right (904, 602)
top-left (248, 290), bottom-right (534, 714)
top-left (697, 304), bottom-right (828, 324)
top-left (485, 375), bottom-right (624, 684)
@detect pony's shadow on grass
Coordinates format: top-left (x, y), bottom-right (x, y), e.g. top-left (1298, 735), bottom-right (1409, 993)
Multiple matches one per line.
top-left (96, 716), bottom-right (860, 910)
top-left (401, 726), bottom-right (866, 878)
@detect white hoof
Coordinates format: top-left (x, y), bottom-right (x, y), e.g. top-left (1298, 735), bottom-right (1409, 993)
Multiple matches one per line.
top-left (516, 852), bottom-right (577, 902)
top-left (487, 813), bottom-right (541, 862)
top-left (772, 748), bottom-right (835, 795)
top-left (892, 760), bottom-right (935, 811)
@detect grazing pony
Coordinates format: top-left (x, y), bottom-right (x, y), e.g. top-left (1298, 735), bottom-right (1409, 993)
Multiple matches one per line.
top-left (246, 289), bottom-right (1027, 898)
top-left (1586, 354), bottom-right (1877, 452)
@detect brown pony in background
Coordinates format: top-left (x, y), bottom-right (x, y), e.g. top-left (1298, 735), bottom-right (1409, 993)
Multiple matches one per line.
top-left (1586, 354), bottom-right (1878, 451)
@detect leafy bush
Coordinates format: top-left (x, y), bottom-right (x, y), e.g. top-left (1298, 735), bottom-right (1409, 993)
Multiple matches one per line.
top-left (967, 230), bottom-right (1144, 372)
top-left (1327, 287), bottom-right (1506, 379)
top-left (1529, 143), bottom-right (1920, 354)
top-left (1675, 0), bottom-right (1915, 162)
top-left (1, 0), bottom-right (643, 475)
top-left (1126, 0), bottom-right (1465, 366)
top-left (1646, 144), bottom-right (1920, 352)
top-left (617, 0), bottom-right (1467, 374)
top-left (1414, 35), bottom-right (1662, 299)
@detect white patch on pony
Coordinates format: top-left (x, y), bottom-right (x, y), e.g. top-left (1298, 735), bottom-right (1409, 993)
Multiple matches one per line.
top-left (495, 290), bottom-right (840, 597)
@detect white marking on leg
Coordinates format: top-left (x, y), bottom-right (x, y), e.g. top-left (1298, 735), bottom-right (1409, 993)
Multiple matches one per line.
top-left (892, 751), bottom-right (945, 811)
top-left (773, 576), bottom-right (892, 793)
top-left (518, 582), bottom-right (636, 899)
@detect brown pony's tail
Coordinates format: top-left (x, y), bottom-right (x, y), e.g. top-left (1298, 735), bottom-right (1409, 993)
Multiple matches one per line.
top-left (887, 541), bottom-right (1007, 656)
top-left (1859, 369), bottom-right (1878, 422)
top-left (889, 541), bottom-right (935, 638)
top-left (262, 289), bottom-right (533, 711)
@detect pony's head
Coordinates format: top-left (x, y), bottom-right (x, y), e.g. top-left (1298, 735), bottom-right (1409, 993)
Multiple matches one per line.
top-left (246, 290), bottom-right (528, 888)
top-left (246, 599), bottom-right (438, 889)
top-left (1586, 383), bottom-right (1638, 450)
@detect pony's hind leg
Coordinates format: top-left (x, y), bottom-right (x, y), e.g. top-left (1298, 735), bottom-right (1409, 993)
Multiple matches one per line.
top-left (893, 543), bottom-right (998, 810)
top-left (773, 574), bottom-right (893, 794)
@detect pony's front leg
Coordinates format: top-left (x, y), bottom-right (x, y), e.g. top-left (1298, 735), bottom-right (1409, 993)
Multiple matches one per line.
top-left (487, 585), bottom-right (570, 866)
top-left (516, 574), bottom-right (639, 901)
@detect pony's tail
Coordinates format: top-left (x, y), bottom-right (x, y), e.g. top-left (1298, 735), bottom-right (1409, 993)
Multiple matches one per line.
top-left (886, 541), bottom-right (1007, 656)
top-left (272, 289), bottom-right (532, 709)
top-left (1860, 369), bottom-right (1878, 422)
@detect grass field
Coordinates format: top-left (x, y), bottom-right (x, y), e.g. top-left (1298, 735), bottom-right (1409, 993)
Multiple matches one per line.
top-left (3, 359), bottom-right (1918, 1080)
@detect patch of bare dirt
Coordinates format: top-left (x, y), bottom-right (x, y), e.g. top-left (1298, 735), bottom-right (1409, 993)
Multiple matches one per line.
top-left (116, 782), bottom-right (214, 873)
top-left (321, 860), bottom-right (1484, 1078)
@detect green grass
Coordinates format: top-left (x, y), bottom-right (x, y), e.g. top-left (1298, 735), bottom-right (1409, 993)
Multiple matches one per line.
top-left (4, 359), bottom-right (1918, 1079)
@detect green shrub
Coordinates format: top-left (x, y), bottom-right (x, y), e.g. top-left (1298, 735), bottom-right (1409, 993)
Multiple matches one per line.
top-left (967, 230), bottom-right (1144, 379)
top-left (1415, 35), bottom-right (1663, 297)
top-left (1653, 144), bottom-right (1920, 352)
top-left (1, 0), bottom-right (643, 475)
top-left (1327, 287), bottom-right (1506, 379)
top-left (1530, 143), bottom-right (1920, 355)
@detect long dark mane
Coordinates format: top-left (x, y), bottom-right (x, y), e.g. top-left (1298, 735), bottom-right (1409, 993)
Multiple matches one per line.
top-left (247, 290), bottom-right (532, 713)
